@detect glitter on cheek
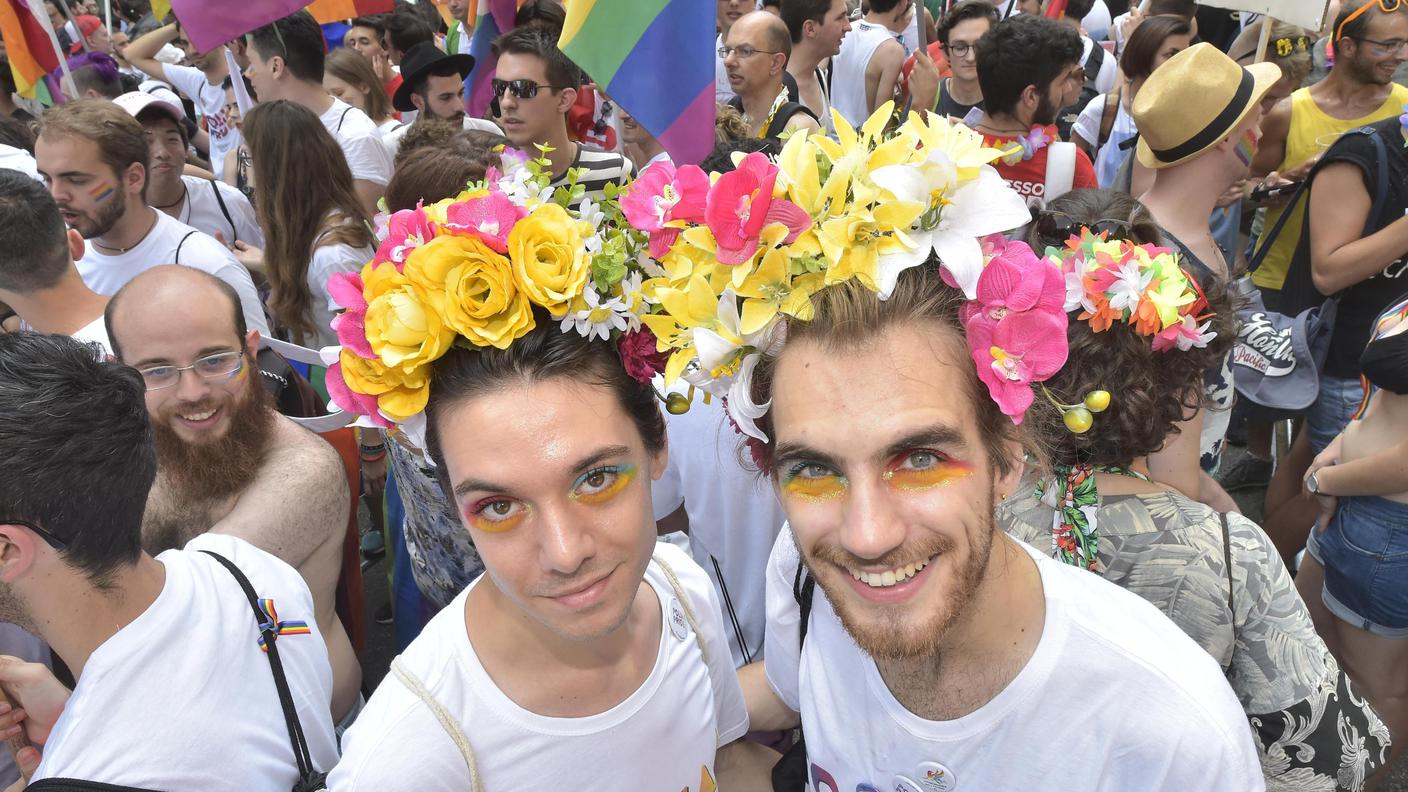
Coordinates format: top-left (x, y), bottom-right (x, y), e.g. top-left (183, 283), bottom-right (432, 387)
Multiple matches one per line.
top-left (781, 474), bottom-right (849, 502)
top-left (882, 460), bottom-right (974, 492)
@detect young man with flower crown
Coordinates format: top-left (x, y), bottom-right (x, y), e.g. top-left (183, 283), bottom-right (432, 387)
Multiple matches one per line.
top-left (323, 147), bottom-right (770, 789)
top-left (630, 104), bottom-right (1261, 789)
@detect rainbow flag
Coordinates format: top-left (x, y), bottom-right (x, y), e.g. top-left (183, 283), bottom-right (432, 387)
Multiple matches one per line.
top-left (172, 0), bottom-right (310, 53)
top-left (0, 0), bottom-right (58, 101)
top-left (307, 0), bottom-right (393, 25)
top-left (464, 0), bottom-right (516, 117)
top-left (559, 0), bottom-right (714, 165)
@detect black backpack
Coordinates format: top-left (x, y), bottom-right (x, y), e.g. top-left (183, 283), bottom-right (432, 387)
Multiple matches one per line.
top-left (770, 564), bottom-right (817, 791)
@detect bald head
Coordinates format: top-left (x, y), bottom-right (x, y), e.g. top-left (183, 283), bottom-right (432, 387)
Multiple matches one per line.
top-left (733, 11), bottom-right (792, 59)
top-left (105, 266), bottom-right (248, 363)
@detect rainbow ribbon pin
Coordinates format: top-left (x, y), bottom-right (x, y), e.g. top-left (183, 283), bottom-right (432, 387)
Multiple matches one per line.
top-left (256, 598), bottom-right (311, 653)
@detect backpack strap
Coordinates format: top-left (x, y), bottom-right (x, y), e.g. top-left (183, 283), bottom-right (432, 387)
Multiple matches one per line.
top-left (764, 102), bottom-right (819, 139)
top-left (1220, 512), bottom-right (1236, 617)
top-left (172, 230), bottom-right (197, 265)
top-left (335, 107), bottom-right (353, 134)
top-left (791, 560), bottom-right (816, 650)
top-left (652, 551), bottom-right (713, 680)
top-left (1098, 84), bottom-right (1121, 148)
top-left (199, 550), bottom-right (321, 785)
top-left (208, 179), bottom-right (237, 244)
top-left (389, 658), bottom-right (482, 790)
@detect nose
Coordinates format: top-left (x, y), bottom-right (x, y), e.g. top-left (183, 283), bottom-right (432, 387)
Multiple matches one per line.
top-left (537, 503), bottom-right (595, 577)
top-left (172, 366), bottom-right (215, 403)
top-left (839, 476), bottom-right (906, 562)
top-left (724, 49), bottom-right (739, 66)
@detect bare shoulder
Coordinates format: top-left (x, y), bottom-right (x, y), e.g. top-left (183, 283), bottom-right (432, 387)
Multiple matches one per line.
top-left (263, 416), bottom-right (349, 490)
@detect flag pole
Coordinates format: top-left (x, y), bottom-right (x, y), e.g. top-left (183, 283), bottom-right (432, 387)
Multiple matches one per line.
top-left (1254, 14), bottom-right (1274, 61)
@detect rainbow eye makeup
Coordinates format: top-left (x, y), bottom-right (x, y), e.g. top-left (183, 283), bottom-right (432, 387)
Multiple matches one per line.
top-left (882, 450), bottom-right (973, 492)
top-left (570, 464), bottom-right (637, 505)
top-left (781, 463), bottom-right (848, 502)
top-left (467, 498), bottom-right (528, 533)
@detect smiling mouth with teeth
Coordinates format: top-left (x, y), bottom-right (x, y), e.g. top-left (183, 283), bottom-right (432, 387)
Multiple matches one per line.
top-left (849, 556), bottom-right (933, 588)
top-left (179, 408), bottom-right (218, 422)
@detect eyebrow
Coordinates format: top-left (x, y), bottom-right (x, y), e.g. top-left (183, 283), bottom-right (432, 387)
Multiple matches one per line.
top-left (129, 345), bottom-right (238, 370)
top-left (772, 424), bottom-right (969, 471)
top-left (452, 443), bottom-right (632, 499)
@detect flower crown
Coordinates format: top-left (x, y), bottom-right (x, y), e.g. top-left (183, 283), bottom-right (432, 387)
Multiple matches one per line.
top-left (1047, 230), bottom-right (1216, 354)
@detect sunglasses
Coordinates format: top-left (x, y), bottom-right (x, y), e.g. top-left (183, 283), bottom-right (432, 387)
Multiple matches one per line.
top-left (1, 518), bottom-right (67, 550)
top-left (491, 78), bottom-right (569, 100)
top-left (1336, 0), bottom-right (1403, 41)
top-left (1033, 211), bottom-right (1133, 248)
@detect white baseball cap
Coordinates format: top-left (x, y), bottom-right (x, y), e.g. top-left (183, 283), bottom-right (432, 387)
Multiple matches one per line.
top-left (114, 91), bottom-right (184, 126)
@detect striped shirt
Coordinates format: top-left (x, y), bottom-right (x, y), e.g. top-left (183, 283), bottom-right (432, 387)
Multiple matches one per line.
top-left (550, 144), bottom-right (634, 210)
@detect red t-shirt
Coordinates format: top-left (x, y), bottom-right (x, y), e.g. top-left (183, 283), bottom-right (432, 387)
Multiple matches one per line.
top-left (982, 126), bottom-right (1097, 203)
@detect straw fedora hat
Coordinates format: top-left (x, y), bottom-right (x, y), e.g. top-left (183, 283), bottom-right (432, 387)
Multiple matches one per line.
top-left (1131, 43), bottom-right (1282, 169)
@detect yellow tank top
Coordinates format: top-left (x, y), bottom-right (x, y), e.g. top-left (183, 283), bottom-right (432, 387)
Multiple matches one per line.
top-left (1253, 83), bottom-right (1408, 291)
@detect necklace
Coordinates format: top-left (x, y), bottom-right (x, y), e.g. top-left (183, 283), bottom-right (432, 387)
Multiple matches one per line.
top-left (152, 183), bottom-right (188, 211)
top-left (91, 210), bottom-right (158, 255)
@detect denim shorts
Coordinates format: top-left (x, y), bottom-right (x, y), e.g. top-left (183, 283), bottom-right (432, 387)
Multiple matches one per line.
top-left (1306, 495), bottom-right (1408, 638)
top-left (1306, 375), bottom-right (1364, 455)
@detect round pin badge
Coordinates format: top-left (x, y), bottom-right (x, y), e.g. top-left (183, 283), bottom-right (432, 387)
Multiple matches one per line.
top-left (668, 597), bottom-right (689, 641)
top-left (915, 762), bottom-right (956, 791)
top-left (892, 774), bottom-right (923, 792)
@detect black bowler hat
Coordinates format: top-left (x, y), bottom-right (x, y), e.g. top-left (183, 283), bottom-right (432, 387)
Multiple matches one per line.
top-left (393, 42), bottom-right (476, 113)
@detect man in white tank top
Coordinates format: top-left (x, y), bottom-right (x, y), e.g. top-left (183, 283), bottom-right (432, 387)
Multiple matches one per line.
top-left (830, 0), bottom-right (910, 125)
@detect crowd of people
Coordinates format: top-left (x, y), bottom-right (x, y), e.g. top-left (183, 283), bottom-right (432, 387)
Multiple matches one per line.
top-left (0, 0), bottom-right (1405, 789)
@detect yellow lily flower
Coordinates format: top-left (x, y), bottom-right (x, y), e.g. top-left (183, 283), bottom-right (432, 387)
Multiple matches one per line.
top-left (734, 246), bottom-right (825, 335)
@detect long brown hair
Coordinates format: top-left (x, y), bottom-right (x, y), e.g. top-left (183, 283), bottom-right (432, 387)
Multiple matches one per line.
top-left (243, 100), bottom-right (374, 345)
top-left (325, 48), bottom-right (395, 125)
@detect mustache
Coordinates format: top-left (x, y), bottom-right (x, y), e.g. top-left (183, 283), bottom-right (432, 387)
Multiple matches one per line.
top-left (807, 533), bottom-right (955, 572)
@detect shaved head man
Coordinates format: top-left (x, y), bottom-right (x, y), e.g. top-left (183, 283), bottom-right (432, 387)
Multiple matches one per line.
top-left (105, 266), bottom-right (362, 725)
top-left (725, 12), bottom-right (820, 138)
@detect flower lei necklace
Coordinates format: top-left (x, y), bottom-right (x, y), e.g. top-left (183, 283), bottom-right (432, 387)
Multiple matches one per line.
top-left (1035, 464), bottom-right (1150, 571)
top-left (757, 88), bottom-right (790, 140)
top-left (991, 125), bottom-right (1052, 166)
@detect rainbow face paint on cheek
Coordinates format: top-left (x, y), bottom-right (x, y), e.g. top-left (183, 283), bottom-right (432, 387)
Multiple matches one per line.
top-left (882, 456), bottom-right (974, 492)
top-left (89, 180), bottom-right (115, 204)
top-left (570, 464), bottom-right (638, 505)
top-left (1233, 129), bottom-right (1259, 167)
top-left (465, 500), bottom-right (528, 533)
top-left (781, 472), bottom-right (849, 502)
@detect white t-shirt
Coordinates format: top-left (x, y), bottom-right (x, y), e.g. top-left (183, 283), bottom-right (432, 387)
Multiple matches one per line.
top-left (160, 63), bottom-right (240, 170)
top-left (34, 534), bottom-right (339, 790)
top-left (0, 145), bottom-right (40, 181)
top-left (651, 395), bottom-right (785, 668)
top-left (1071, 93), bottom-right (1138, 189)
top-left (178, 174), bottom-right (264, 249)
top-left (76, 208), bottom-right (269, 334)
top-left (1082, 35), bottom-right (1118, 95)
top-left (319, 97), bottom-right (395, 187)
top-left (715, 33), bottom-right (735, 106)
top-left (764, 529), bottom-right (1265, 792)
top-left (307, 241), bottom-right (375, 348)
top-left (329, 543), bottom-right (749, 790)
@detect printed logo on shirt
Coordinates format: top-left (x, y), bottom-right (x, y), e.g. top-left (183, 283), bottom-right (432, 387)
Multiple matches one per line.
top-left (1381, 257), bottom-right (1407, 280)
top-left (679, 765), bottom-right (715, 792)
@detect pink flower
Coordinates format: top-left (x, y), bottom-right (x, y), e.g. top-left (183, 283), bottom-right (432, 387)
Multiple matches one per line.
top-left (373, 206), bottom-right (437, 269)
top-left (618, 327), bottom-right (670, 384)
top-left (966, 310), bottom-right (1069, 422)
top-left (326, 360), bottom-right (392, 428)
top-left (442, 191), bottom-right (526, 253)
top-left (1152, 315), bottom-right (1217, 352)
top-left (959, 239), bottom-right (1066, 326)
top-left (328, 271), bottom-right (374, 359)
top-left (704, 152), bottom-right (811, 265)
top-left (620, 161), bottom-right (710, 258)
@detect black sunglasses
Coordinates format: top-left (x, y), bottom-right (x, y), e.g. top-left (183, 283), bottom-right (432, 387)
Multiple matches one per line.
top-left (1, 518), bottom-right (67, 550)
top-left (1033, 211), bottom-right (1132, 249)
top-left (491, 78), bottom-right (569, 100)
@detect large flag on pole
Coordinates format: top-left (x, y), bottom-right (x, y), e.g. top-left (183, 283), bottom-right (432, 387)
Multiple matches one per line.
top-left (0, 0), bottom-right (58, 101)
top-left (307, 0), bottom-right (393, 25)
top-left (559, 0), bottom-right (715, 166)
top-left (464, 0), bottom-right (515, 118)
top-left (172, 0), bottom-right (308, 54)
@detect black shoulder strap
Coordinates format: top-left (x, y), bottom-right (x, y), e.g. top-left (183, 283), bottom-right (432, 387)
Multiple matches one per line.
top-left (791, 560), bottom-right (816, 649)
top-left (765, 102), bottom-right (818, 139)
top-left (1220, 513), bottom-right (1235, 617)
top-left (1085, 38), bottom-right (1105, 75)
top-left (335, 107), bottom-right (353, 134)
top-left (172, 230), bottom-right (197, 265)
top-left (208, 179), bottom-right (237, 244)
top-left (200, 550), bottom-right (323, 786)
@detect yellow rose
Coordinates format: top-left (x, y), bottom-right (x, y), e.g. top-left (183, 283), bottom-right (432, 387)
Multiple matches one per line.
top-left (338, 349), bottom-right (430, 423)
top-left (507, 202), bottom-right (589, 317)
top-left (362, 260), bottom-right (456, 374)
top-left (421, 234), bottom-right (536, 349)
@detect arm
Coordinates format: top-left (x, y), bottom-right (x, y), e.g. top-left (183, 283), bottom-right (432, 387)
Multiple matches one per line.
top-left (715, 739), bottom-right (781, 791)
top-left (1313, 437), bottom-right (1408, 498)
top-left (906, 50), bottom-right (940, 120)
top-left (738, 661), bottom-right (800, 732)
top-left (865, 40), bottom-right (905, 116)
top-left (123, 23), bottom-right (180, 85)
top-left (782, 112), bottom-right (821, 136)
top-left (1307, 161), bottom-right (1408, 295)
top-left (212, 426), bottom-right (350, 570)
top-left (353, 180), bottom-right (386, 219)
top-left (1249, 97), bottom-right (1291, 178)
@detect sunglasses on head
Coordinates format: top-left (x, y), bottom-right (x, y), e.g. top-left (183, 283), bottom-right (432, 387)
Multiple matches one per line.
top-left (1033, 211), bottom-right (1132, 248)
top-left (1337, 0), bottom-right (1404, 41)
top-left (491, 78), bottom-right (568, 100)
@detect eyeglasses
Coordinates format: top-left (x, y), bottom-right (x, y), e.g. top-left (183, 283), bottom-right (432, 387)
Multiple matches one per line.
top-left (0, 519), bottom-right (67, 551)
top-left (137, 350), bottom-right (244, 391)
top-left (490, 78), bottom-right (569, 100)
top-left (944, 42), bottom-right (976, 58)
top-left (1033, 212), bottom-right (1133, 249)
top-left (1347, 36), bottom-right (1408, 55)
top-left (1336, 0), bottom-right (1404, 41)
top-left (718, 45), bottom-right (781, 59)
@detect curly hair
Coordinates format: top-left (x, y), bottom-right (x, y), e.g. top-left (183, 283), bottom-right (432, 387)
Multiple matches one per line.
top-left (1022, 189), bottom-right (1236, 468)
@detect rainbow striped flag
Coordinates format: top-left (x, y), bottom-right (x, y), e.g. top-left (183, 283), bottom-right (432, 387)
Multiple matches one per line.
top-left (172, 0), bottom-right (310, 53)
top-left (464, 0), bottom-right (516, 117)
top-left (307, 0), bottom-right (394, 25)
top-left (0, 0), bottom-right (58, 102)
top-left (559, 0), bottom-right (715, 165)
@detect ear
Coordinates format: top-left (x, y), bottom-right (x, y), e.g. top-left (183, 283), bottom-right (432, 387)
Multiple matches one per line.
top-left (0, 525), bottom-right (41, 585)
top-left (556, 85), bottom-right (577, 115)
top-left (803, 18), bottom-right (818, 38)
top-left (1021, 83), bottom-right (1040, 111)
top-left (245, 328), bottom-right (261, 353)
top-left (649, 428), bottom-right (669, 483)
top-left (66, 227), bottom-right (84, 263)
top-left (411, 92), bottom-right (426, 112)
top-left (992, 438), bottom-right (1027, 503)
top-left (269, 54), bottom-right (286, 80)
top-left (770, 52), bottom-right (787, 75)
top-left (123, 161), bottom-right (144, 197)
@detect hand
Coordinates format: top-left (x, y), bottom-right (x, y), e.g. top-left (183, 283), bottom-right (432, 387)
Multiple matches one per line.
top-left (1120, 8), bottom-right (1144, 41)
top-left (1305, 433), bottom-right (1343, 487)
top-left (361, 454), bottom-right (389, 498)
top-left (1282, 155), bottom-right (1322, 182)
top-left (0, 657), bottom-right (69, 748)
top-left (232, 241), bottom-right (264, 274)
top-left (1, 746), bottom-right (39, 791)
top-left (907, 51), bottom-right (940, 119)
top-left (371, 52), bottom-right (392, 84)
top-left (1313, 493), bottom-right (1340, 535)
top-left (1216, 178), bottom-right (1249, 209)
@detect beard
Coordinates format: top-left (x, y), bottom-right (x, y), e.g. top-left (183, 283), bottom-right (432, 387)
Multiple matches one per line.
top-left (152, 361), bottom-right (277, 504)
top-left (61, 189), bottom-right (126, 241)
top-left (1347, 51), bottom-right (1395, 85)
top-left (0, 584), bottom-right (37, 633)
top-left (802, 490), bottom-right (996, 661)
top-left (426, 105), bottom-right (466, 124)
top-left (1032, 90), bottom-right (1061, 128)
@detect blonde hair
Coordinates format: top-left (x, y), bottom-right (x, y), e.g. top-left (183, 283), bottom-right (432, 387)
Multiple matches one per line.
top-left (1229, 20), bottom-right (1314, 85)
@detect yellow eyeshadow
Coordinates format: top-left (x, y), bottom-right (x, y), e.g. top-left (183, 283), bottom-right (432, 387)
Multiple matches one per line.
top-left (782, 475), bottom-right (848, 502)
top-left (882, 461), bottom-right (973, 492)
top-left (570, 465), bottom-right (637, 505)
top-left (468, 509), bottom-right (527, 534)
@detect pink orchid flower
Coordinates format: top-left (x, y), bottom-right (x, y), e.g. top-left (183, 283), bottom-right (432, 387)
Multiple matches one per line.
top-left (373, 205), bottom-right (437, 269)
top-left (443, 190), bottom-right (526, 253)
top-left (704, 152), bottom-right (811, 265)
top-left (966, 310), bottom-right (1070, 422)
top-left (620, 161), bottom-right (710, 258)
top-left (1152, 315), bottom-right (1217, 352)
top-left (327, 271), bottom-right (375, 360)
top-left (326, 360), bottom-right (392, 428)
top-left (959, 239), bottom-right (1065, 326)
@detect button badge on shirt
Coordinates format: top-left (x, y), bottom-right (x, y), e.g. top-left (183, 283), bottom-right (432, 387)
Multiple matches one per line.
top-left (915, 762), bottom-right (956, 791)
top-left (668, 597), bottom-right (689, 641)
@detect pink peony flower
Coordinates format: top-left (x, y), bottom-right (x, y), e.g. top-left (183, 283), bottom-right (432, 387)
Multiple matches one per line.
top-left (620, 161), bottom-right (710, 258)
top-left (966, 310), bottom-right (1069, 422)
top-left (618, 327), bottom-right (670, 384)
top-left (373, 206), bottom-right (437, 269)
top-left (327, 271), bottom-right (375, 359)
top-left (442, 191), bottom-right (527, 253)
top-left (704, 152), bottom-right (811, 265)
top-left (326, 360), bottom-right (393, 428)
